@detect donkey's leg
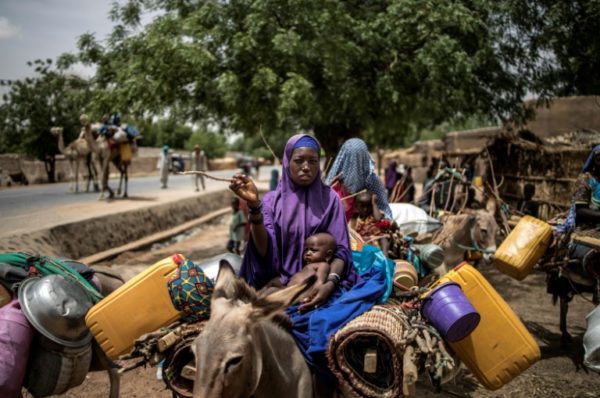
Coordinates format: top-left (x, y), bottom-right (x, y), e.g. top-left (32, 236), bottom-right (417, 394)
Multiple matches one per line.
top-left (560, 296), bottom-right (572, 348)
top-left (108, 368), bottom-right (121, 398)
top-left (90, 341), bottom-right (121, 398)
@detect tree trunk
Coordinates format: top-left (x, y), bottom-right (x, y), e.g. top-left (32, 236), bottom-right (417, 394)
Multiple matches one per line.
top-left (313, 124), bottom-right (361, 160)
top-left (45, 154), bottom-right (56, 183)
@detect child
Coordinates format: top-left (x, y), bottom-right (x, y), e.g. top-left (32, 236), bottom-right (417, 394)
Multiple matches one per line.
top-left (518, 183), bottom-right (539, 218)
top-left (288, 232), bottom-right (337, 286)
top-left (354, 192), bottom-right (390, 256)
top-left (227, 198), bottom-right (246, 255)
top-left (263, 232), bottom-right (337, 291)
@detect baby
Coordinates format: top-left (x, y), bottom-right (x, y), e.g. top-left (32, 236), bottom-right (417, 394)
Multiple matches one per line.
top-left (263, 232), bottom-right (337, 291)
top-left (288, 232), bottom-right (337, 286)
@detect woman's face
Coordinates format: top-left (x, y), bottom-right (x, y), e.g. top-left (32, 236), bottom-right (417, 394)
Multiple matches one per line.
top-left (289, 147), bottom-right (320, 187)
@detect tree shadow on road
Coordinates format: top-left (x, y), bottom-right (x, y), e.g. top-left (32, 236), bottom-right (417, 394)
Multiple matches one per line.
top-left (106, 196), bottom-right (158, 202)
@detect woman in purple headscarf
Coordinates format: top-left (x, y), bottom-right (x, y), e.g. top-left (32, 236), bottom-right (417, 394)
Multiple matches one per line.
top-left (229, 134), bottom-right (359, 311)
top-left (384, 159), bottom-right (398, 197)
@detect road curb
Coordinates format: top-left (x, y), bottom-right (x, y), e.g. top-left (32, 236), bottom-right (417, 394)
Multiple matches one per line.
top-left (78, 207), bottom-right (230, 265)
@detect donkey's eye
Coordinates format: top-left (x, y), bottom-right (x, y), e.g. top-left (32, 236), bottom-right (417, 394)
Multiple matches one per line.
top-left (224, 356), bottom-right (243, 375)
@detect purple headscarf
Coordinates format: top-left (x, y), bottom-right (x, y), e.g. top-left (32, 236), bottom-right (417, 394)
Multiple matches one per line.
top-left (240, 134), bottom-right (358, 289)
top-left (385, 161), bottom-right (398, 190)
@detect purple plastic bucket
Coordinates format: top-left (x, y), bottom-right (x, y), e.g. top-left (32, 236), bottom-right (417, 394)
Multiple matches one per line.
top-left (422, 282), bottom-right (480, 342)
top-left (0, 299), bottom-right (34, 398)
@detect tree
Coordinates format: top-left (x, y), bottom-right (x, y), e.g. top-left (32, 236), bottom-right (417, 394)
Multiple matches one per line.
top-left (76, 0), bottom-right (537, 154)
top-left (142, 118), bottom-right (194, 149)
top-left (186, 130), bottom-right (228, 159)
top-left (498, 0), bottom-right (600, 97)
top-left (0, 58), bottom-right (92, 182)
top-left (230, 129), bottom-right (290, 161)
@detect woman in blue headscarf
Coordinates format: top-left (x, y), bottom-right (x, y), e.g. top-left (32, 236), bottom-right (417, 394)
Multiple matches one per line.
top-left (572, 145), bottom-right (600, 236)
top-left (325, 138), bottom-right (393, 221)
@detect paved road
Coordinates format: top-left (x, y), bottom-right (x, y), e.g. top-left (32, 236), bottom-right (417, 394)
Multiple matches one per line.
top-left (0, 167), bottom-right (276, 237)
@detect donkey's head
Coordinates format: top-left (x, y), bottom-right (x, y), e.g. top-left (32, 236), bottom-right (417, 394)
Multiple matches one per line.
top-left (192, 260), bottom-right (314, 398)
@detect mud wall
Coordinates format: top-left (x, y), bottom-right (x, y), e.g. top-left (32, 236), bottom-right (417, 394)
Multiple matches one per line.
top-left (0, 189), bottom-right (233, 259)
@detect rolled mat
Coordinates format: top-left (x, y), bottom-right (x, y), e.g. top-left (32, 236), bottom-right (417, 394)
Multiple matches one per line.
top-left (327, 306), bottom-right (406, 398)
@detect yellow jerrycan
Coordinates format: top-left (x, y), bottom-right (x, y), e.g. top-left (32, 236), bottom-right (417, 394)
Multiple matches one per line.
top-left (494, 215), bottom-right (553, 280)
top-left (85, 254), bottom-right (184, 359)
top-left (432, 262), bottom-right (540, 390)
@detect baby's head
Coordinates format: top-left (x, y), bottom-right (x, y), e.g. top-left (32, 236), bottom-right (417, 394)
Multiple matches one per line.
top-left (355, 192), bottom-right (374, 218)
top-left (303, 232), bottom-right (336, 264)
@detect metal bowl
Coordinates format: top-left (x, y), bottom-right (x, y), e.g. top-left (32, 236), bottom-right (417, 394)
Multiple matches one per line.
top-left (18, 274), bottom-right (93, 348)
top-left (196, 253), bottom-right (242, 281)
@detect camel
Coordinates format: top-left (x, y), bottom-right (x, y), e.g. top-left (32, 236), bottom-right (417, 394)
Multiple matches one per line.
top-left (50, 126), bottom-right (99, 193)
top-left (192, 260), bottom-right (316, 398)
top-left (79, 114), bottom-right (131, 200)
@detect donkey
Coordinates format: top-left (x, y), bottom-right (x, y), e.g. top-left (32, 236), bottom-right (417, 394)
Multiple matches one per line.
top-left (192, 260), bottom-right (316, 398)
top-left (431, 209), bottom-right (499, 277)
top-left (544, 235), bottom-right (600, 347)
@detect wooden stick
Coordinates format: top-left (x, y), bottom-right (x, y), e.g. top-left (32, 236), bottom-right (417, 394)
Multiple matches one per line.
top-left (484, 147), bottom-right (511, 235)
top-left (177, 171), bottom-right (233, 182)
top-left (329, 173), bottom-right (343, 187)
top-left (341, 189), bottom-right (367, 201)
top-left (259, 126), bottom-right (280, 165)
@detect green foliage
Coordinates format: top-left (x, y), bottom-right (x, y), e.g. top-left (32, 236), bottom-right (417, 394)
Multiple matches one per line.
top-left (363, 114), bottom-right (498, 149)
top-left (229, 129), bottom-right (290, 160)
top-left (0, 59), bottom-right (92, 160)
top-left (141, 118), bottom-right (193, 149)
top-left (185, 131), bottom-right (228, 159)
top-left (498, 0), bottom-right (600, 96)
top-left (74, 0), bottom-right (535, 154)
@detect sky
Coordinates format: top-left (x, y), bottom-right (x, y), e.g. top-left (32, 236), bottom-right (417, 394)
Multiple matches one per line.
top-left (0, 0), bottom-right (129, 81)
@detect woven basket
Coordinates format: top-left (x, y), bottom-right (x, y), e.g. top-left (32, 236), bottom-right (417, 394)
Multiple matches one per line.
top-left (327, 306), bottom-right (406, 398)
top-left (163, 322), bottom-right (207, 398)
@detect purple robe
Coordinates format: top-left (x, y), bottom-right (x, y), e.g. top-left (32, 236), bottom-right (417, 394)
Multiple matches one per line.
top-left (240, 134), bottom-right (359, 289)
top-left (385, 160), bottom-right (398, 190)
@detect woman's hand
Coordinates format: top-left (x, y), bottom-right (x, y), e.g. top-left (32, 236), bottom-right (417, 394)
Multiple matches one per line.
top-left (229, 173), bottom-right (260, 205)
top-left (298, 281), bottom-right (336, 313)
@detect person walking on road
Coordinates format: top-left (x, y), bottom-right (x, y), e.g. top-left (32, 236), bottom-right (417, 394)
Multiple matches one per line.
top-left (158, 144), bottom-right (171, 189)
top-left (192, 144), bottom-right (208, 191)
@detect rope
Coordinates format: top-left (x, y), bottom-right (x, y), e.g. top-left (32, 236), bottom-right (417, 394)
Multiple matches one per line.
top-left (449, 224), bottom-right (496, 254)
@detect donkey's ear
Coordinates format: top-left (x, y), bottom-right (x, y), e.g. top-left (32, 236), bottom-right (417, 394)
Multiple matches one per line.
top-left (213, 260), bottom-right (237, 300)
top-left (485, 196), bottom-right (497, 215)
top-left (250, 274), bottom-right (316, 320)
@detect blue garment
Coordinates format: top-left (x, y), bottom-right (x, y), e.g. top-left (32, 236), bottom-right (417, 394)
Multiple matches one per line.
top-left (325, 138), bottom-right (393, 219)
top-left (293, 135), bottom-right (320, 152)
top-left (589, 177), bottom-right (600, 207)
top-left (286, 264), bottom-right (388, 385)
top-left (557, 144), bottom-right (600, 234)
top-left (351, 245), bottom-right (395, 303)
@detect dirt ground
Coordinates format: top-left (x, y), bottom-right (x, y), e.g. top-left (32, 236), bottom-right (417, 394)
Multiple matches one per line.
top-left (42, 216), bottom-right (600, 398)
